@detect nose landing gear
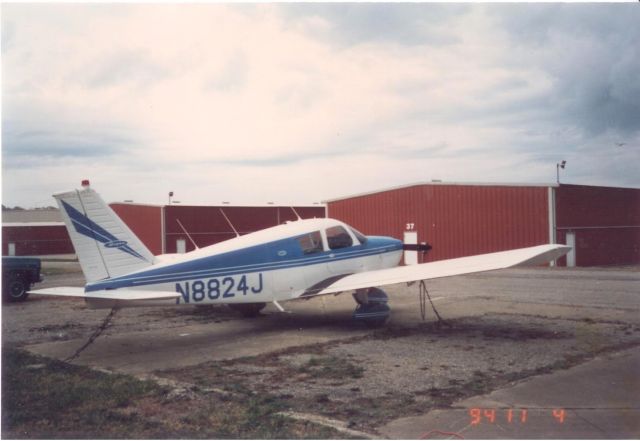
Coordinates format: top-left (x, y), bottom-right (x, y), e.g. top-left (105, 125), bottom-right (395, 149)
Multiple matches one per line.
top-left (352, 287), bottom-right (390, 328)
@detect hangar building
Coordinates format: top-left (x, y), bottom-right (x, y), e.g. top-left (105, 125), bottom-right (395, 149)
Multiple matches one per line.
top-left (3, 204), bottom-right (325, 256)
top-left (4, 182), bottom-right (638, 267)
top-left (326, 182), bottom-right (640, 267)
top-left (2, 209), bottom-right (72, 256)
top-left (110, 203), bottom-right (326, 254)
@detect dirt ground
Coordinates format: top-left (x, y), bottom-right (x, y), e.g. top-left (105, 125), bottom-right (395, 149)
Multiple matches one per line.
top-left (2, 262), bottom-right (639, 437)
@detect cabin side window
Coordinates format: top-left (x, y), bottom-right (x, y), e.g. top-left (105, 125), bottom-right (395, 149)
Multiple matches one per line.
top-left (326, 226), bottom-right (353, 250)
top-left (297, 231), bottom-right (324, 254)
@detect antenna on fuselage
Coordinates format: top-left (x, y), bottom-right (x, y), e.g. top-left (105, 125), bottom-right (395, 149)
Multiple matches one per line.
top-left (176, 218), bottom-right (200, 250)
top-left (290, 206), bottom-right (302, 221)
top-left (219, 208), bottom-right (240, 238)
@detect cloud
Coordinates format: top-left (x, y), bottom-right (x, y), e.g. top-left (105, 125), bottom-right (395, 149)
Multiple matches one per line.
top-left (83, 49), bottom-right (170, 89)
top-left (492, 4), bottom-right (640, 136)
top-left (206, 50), bottom-right (249, 92)
top-left (2, 123), bottom-right (138, 167)
top-left (280, 3), bottom-right (465, 47)
top-left (2, 3), bottom-right (639, 208)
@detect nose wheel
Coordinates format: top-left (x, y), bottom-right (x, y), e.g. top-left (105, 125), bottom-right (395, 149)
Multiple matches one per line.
top-left (352, 287), bottom-right (390, 328)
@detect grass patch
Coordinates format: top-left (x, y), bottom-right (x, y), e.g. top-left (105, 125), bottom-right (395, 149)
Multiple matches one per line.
top-left (2, 347), bottom-right (165, 438)
top-left (1, 347), bottom-right (350, 439)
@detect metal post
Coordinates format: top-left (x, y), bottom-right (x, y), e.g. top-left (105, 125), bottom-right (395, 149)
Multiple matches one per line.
top-left (556, 160), bottom-right (566, 184)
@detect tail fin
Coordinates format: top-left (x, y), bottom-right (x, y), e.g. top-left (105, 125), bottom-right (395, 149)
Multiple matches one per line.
top-left (55, 182), bottom-right (155, 282)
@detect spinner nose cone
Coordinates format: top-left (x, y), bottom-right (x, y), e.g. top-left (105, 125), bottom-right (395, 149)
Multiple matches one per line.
top-left (402, 243), bottom-right (432, 252)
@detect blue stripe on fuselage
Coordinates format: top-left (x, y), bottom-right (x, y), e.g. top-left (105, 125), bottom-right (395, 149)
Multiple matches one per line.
top-left (85, 235), bottom-right (402, 292)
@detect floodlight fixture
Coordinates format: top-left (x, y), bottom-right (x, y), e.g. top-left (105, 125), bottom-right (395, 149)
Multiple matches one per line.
top-left (556, 160), bottom-right (567, 184)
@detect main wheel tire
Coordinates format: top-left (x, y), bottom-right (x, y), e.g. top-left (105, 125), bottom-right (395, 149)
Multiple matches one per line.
top-left (228, 302), bottom-right (267, 318)
top-left (4, 277), bottom-right (30, 303)
top-left (353, 302), bottom-right (391, 328)
top-left (363, 315), bottom-right (390, 329)
top-left (353, 288), bottom-right (390, 328)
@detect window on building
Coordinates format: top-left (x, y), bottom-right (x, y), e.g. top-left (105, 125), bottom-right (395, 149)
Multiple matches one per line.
top-left (326, 225), bottom-right (353, 250)
top-left (297, 231), bottom-right (323, 254)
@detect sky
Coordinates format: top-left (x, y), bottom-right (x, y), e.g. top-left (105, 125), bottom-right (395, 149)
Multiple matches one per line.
top-left (2, 3), bottom-right (640, 208)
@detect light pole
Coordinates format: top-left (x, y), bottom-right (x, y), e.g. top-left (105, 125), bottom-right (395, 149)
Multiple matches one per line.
top-left (168, 191), bottom-right (174, 204)
top-left (556, 160), bottom-right (566, 184)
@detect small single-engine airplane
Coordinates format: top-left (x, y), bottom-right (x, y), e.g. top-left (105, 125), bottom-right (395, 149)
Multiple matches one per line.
top-left (30, 181), bottom-right (570, 327)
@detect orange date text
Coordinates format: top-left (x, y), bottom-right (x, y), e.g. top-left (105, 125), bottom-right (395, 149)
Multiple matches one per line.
top-left (469, 408), bottom-right (566, 425)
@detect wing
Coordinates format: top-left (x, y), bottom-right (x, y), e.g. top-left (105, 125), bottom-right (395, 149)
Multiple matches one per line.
top-left (301, 244), bottom-right (571, 297)
top-left (29, 287), bottom-right (179, 301)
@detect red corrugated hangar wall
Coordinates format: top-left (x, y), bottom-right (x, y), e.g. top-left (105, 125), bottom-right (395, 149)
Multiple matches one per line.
top-left (162, 205), bottom-right (326, 254)
top-left (2, 225), bottom-right (74, 256)
top-left (555, 184), bottom-right (640, 267)
top-left (111, 204), bottom-right (163, 255)
top-left (327, 182), bottom-right (640, 267)
top-left (112, 203), bottom-right (326, 255)
top-left (327, 183), bottom-right (550, 263)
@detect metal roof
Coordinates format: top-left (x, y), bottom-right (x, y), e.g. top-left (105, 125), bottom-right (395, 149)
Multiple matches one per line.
top-left (2, 209), bottom-right (62, 223)
top-left (323, 181), bottom-right (560, 203)
top-left (111, 202), bottom-right (325, 209)
top-left (2, 222), bottom-right (65, 227)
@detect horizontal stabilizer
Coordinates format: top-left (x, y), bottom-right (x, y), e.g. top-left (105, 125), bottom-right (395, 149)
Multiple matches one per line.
top-left (304, 244), bottom-right (571, 297)
top-left (29, 287), bottom-right (179, 301)
top-left (28, 287), bottom-right (86, 297)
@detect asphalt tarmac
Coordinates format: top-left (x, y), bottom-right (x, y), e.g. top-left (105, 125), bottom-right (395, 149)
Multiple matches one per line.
top-left (381, 346), bottom-right (640, 439)
top-left (3, 263), bottom-right (639, 438)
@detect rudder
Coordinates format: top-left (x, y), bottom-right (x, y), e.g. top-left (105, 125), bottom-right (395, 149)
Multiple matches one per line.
top-left (55, 182), bottom-right (155, 282)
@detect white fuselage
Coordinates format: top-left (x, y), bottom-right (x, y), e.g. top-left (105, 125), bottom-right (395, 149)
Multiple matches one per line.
top-left (84, 218), bottom-right (403, 307)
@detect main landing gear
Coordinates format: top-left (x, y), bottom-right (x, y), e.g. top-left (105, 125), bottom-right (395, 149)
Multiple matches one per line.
top-left (352, 287), bottom-right (390, 328)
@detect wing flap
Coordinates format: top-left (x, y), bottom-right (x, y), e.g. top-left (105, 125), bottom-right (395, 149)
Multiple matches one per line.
top-left (29, 287), bottom-right (179, 301)
top-left (306, 244), bottom-right (571, 297)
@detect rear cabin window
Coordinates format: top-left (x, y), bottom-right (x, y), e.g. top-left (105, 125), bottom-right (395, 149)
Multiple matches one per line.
top-left (297, 231), bottom-right (323, 254)
top-left (326, 226), bottom-right (353, 250)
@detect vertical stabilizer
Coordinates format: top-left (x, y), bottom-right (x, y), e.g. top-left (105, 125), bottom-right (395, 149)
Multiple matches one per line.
top-left (54, 182), bottom-right (155, 282)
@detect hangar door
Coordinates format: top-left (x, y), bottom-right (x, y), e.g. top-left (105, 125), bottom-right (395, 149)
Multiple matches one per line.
top-left (565, 232), bottom-right (576, 267)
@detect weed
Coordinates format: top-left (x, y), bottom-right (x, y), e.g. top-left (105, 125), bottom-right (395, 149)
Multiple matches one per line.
top-left (29, 323), bottom-right (84, 333)
top-left (298, 356), bottom-right (364, 380)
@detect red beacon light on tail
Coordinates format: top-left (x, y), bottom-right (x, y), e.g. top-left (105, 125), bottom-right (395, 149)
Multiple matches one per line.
top-left (81, 180), bottom-right (90, 188)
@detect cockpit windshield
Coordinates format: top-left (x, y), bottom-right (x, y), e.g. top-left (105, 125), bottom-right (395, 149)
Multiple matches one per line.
top-left (350, 227), bottom-right (368, 245)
